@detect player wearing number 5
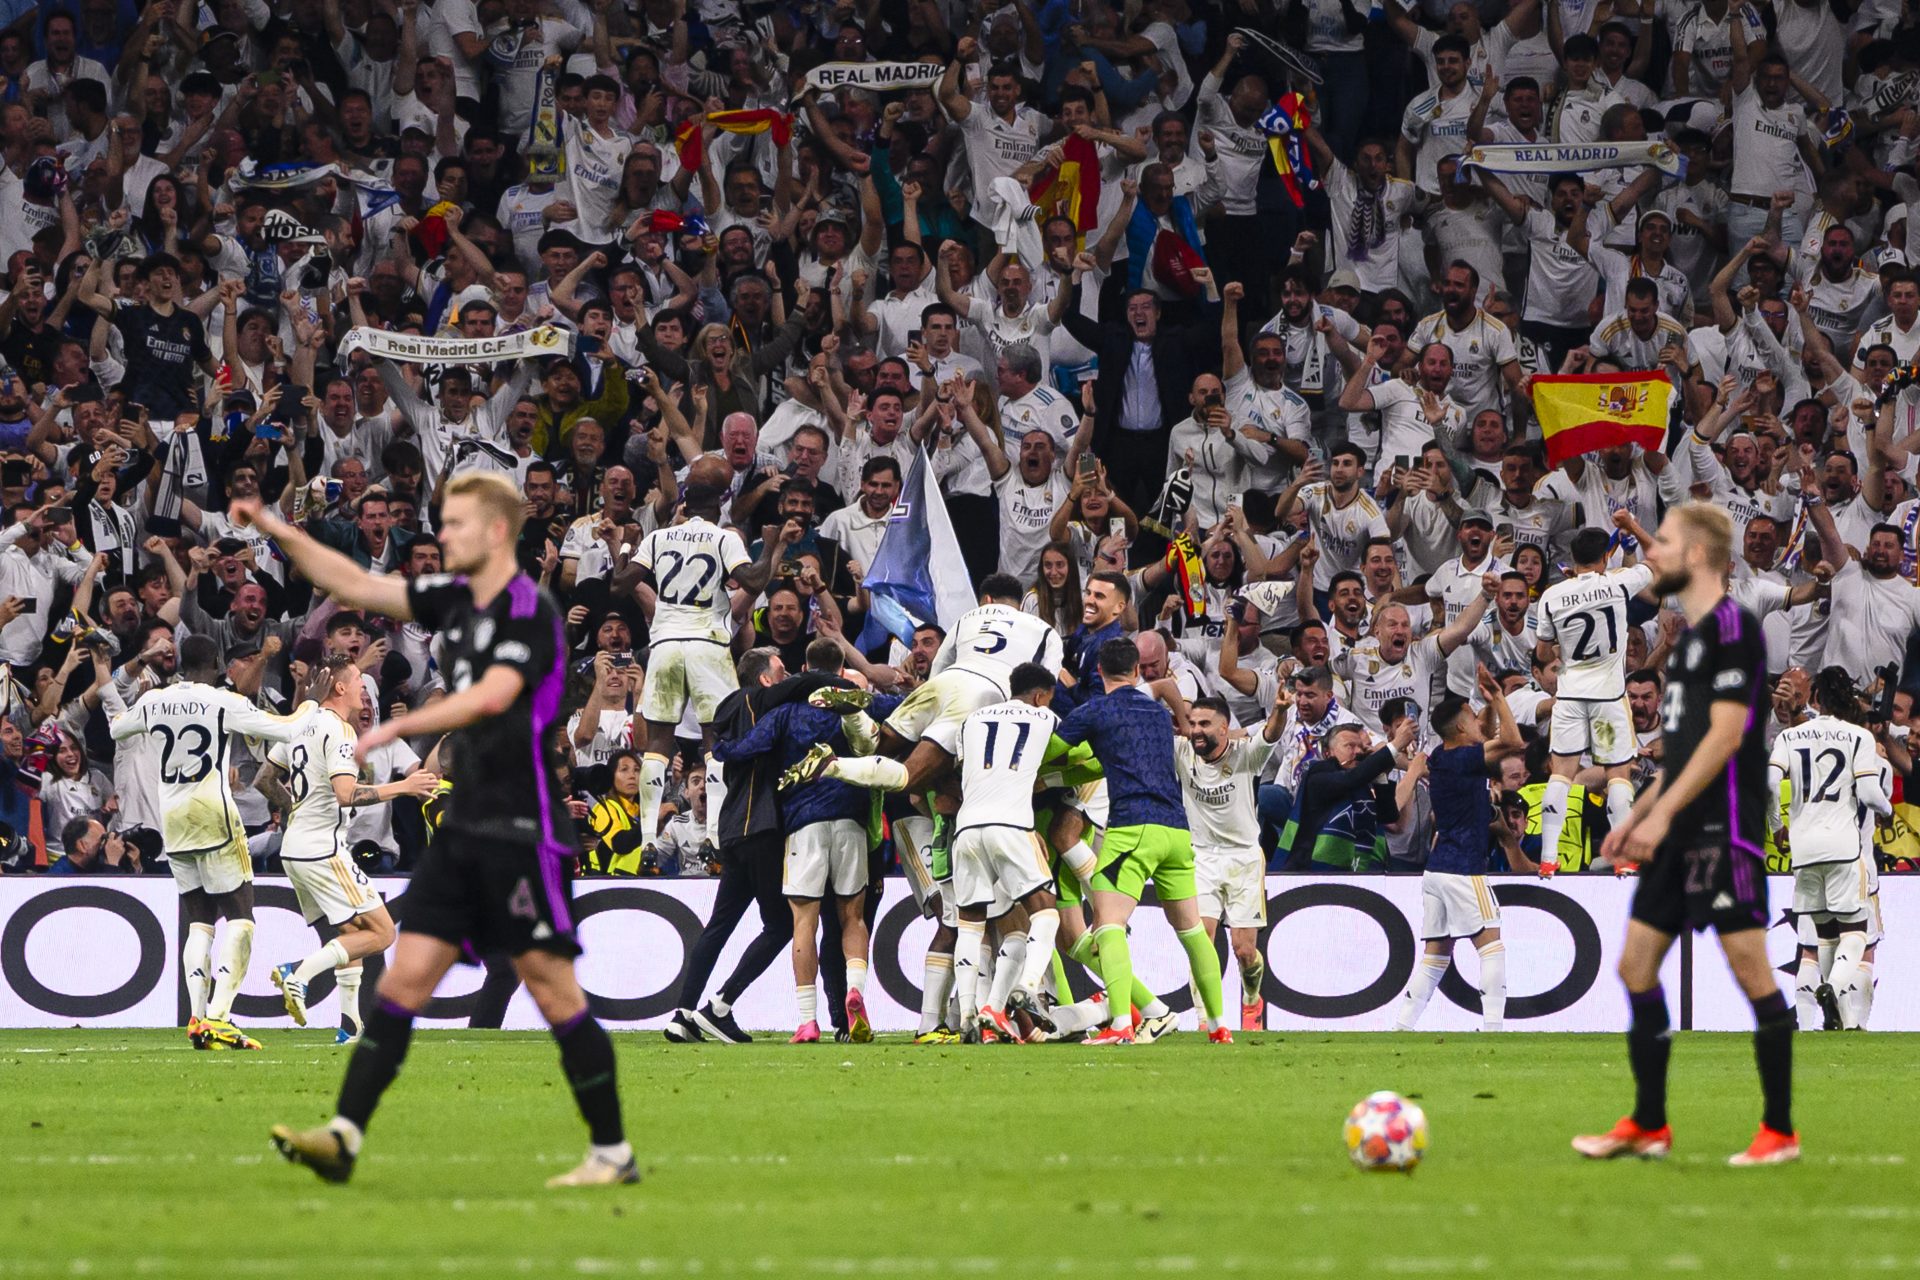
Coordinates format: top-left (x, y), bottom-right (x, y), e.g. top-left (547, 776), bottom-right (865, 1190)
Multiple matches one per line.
top-left (625, 484), bottom-right (781, 852)
top-left (109, 635), bottom-right (313, 1051)
top-left (1532, 527), bottom-right (1654, 875)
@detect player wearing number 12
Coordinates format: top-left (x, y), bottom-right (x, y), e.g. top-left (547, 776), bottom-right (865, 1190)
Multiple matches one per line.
top-left (627, 484), bottom-right (781, 853)
top-left (109, 634), bottom-right (311, 1051)
top-left (1533, 527), bottom-right (1653, 875)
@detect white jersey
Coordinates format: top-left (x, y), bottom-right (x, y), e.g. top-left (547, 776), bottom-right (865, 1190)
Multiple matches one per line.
top-left (634, 517), bottom-right (751, 643)
top-left (1534, 565), bottom-right (1653, 700)
top-left (1769, 716), bottom-right (1883, 865)
top-left (108, 683), bottom-right (306, 857)
top-left (1175, 734), bottom-right (1276, 853)
top-left (954, 701), bottom-right (1060, 832)
top-left (268, 707), bottom-right (359, 861)
top-left (1335, 634), bottom-right (1446, 734)
top-left (931, 603), bottom-right (1064, 695)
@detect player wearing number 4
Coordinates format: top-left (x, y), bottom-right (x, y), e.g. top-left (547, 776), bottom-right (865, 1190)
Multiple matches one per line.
top-left (255, 657), bottom-right (440, 1045)
top-left (1532, 525), bottom-right (1653, 876)
top-left (109, 634), bottom-right (312, 1052)
top-left (626, 483), bottom-right (784, 854)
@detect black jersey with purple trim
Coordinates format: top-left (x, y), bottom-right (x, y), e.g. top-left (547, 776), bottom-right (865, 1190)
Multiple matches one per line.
top-left (1656, 596), bottom-right (1768, 855)
top-left (406, 572), bottom-right (577, 852)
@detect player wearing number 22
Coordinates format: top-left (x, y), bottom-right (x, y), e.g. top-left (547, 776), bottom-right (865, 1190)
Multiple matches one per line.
top-left (626, 484), bottom-right (780, 858)
top-left (237, 473), bottom-right (638, 1190)
top-left (1575, 503), bottom-right (1799, 1168)
top-left (110, 635), bottom-right (312, 1051)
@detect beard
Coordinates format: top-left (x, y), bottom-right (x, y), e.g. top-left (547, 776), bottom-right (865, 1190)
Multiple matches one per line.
top-left (1650, 565), bottom-right (1690, 595)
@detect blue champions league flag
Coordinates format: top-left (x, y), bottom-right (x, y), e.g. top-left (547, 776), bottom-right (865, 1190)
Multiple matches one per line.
top-left (856, 446), bottom-right (978, 650)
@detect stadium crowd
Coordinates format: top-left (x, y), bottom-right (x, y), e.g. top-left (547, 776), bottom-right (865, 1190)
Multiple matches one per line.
top-left (1, 0), bottom-right (1919, 899)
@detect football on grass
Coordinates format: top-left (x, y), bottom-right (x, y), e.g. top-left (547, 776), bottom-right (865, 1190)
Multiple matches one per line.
top-left (1345, 1091), bottom-right (1428, 1172)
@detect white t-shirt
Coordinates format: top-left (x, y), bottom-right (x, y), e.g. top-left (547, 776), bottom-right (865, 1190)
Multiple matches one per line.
top-left (1408, 309), bottom-right (1518, 419)
top-left (958, 104), bottom-right (1047, 226)
top-left (1769, 716), bottom-right (1882, 863)
top-left (935, 603), bottom-right (1065, 693)
top-left (633, 517), bottom-right (752, 643)
top-left (1298, 482), bottom-right (1390, 591)
top-left (1522, 208), bottom-right (1602, 329)
top-left (1335, 634), bottom-right (1446, 733)
top-left (109, 683), bottom-right (306, 857)
top-left (566, 706), bottom-right (634, 768)
top-left (1823, 559), bottom-right (1920, 674)
top-left (955, 700), bottom-right (1059, 831)
top-left (1324, 160), bottom-right (1416, 295)
top-left (993, 468), bottom-right (1070, 582)
top-left (964, 296), bottom-right (1057, 380)
top-left (267, 707), bottom-right (359, 861)
top-left (1729, 81), bottom-right (1812, 200)
top-left (1399, 86), bottom-right (1476, 197)
top-left (998, 383), bottom-right (1079, 454)
top-left (1534, 565), bottom-right (1654, 699)
top-left (564, 123), bottom-right (634, 237)
top-left (1366, 379), bottom-right (1468, 477)
top-left (1175, 734), bottom-right (1277, 854)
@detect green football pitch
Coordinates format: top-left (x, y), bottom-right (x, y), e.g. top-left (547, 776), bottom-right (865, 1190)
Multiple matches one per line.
top-left (4, 1029), bottom-right (1916, 1278)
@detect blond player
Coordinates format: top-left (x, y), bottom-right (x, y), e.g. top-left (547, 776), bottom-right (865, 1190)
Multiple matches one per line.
top-left (1768, 667), bottom-right (1889, 1031)
top-left (257, 657), bottom-right (440, 1043)
top-left (109, 635), bottom-right (309, 1050)
top-left (1532, 526), bottom-right (1653, 874)
top-left (1176, 696), bottom-right (1285, 1033)
top-left (625, 483), bottom-right (777, 850)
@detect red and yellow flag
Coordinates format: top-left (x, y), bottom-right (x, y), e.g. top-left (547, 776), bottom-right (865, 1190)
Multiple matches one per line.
top-left (673, 110), bottom-right (794, 172)
top-left (1530, 372), bottom-right (1672, 469)
top-left (1028, 133), bottom-right (1101, 248)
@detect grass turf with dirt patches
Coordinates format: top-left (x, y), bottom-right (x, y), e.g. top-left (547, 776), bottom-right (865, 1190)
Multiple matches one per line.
top-left (2, 1029), bottom-right (1915, 1278)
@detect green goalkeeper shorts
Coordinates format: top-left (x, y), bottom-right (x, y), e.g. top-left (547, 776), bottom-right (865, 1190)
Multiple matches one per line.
top-left (1090, 823), bottom-right (1195, 904)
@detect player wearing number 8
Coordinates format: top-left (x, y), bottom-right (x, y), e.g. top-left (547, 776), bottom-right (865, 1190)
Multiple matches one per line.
top-left (1532, 527), bottom-right (1654, 876)
top-left (627, 483), bottom-right (782, 849)
top-left (109, 635), bottom-right (313, 1049)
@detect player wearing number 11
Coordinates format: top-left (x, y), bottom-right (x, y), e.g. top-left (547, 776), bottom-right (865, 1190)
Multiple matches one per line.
top-left (109, 635), bottom-right (312, 1051)
top-left (1532, 527), bottom-right (1653, 875)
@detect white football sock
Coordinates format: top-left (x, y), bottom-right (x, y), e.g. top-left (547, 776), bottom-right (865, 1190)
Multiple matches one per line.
top-left (1604, 778), bottom-right (1634, 832)
top-left (796, 984), bottom-right (817, 1026)
top-left (592, 1141), bottom-right (634, 1166)
top-left (183, 923), bottom-right (215, 1021)
top-left (1853, 959), bottom-right (1876, 1028)
top-left (954, 920), bottom-right (986, 1023)
top-left (846, 958), bottom-right (868, 996)
top-left (638, 753), bottom-right (669, 844)
top-left (987, 932), bottom-right (1027, 1012)
top-left (336, 964), bottom-right (363, 1036)
top-left (1795, 956), bottom-right (1822, 1030)
top-left (1829, 932), bottom-right (1867, 1030)
top-left (702, 753), bottom-right (723, 846)
top-left (206, 920), bottom-right (254, 1023)
top-left (1539, 776), bottom-right (1572, 868)
top-left (1061, 840), bottom-right (1098, 886)
top-left (328, 1117), bottom-right (364, 1157)
top-left (824, 756), bottom-right (910, 790)
top-left (1395, 955), bottom-right (1450, 1032)
top-left (976, 928), bottom-right (997, 1006)
top-left (1477, 941), bottom-right (1507, 1031)
top-left (1020, 909), bottom-right (1060, 996)
top-left (1817, 938), bottom-right (1836, 978)
top-left (1138, 994), bottom-right (1170, 1019)
top-left (709, 995), bottom-right (731, 1017)
top-left (293, 938), bottom-right (352, 986)
top-left (843, 710), bottom-right (880, 754)
top-left (1048, 997), bottom-right (1107, 1035)
top-left (919, 952), bottom-right (954, 1034)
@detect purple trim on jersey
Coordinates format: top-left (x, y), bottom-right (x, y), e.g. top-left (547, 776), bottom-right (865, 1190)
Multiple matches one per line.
top-left (552, 1007), bottom-right (590, 1037)
top-left (1714, 599), bottom-right (1768, 878)
top-left (377, 997), bottom-right (417, 1021)
top-left (510, 573), bottom-right (576, 935)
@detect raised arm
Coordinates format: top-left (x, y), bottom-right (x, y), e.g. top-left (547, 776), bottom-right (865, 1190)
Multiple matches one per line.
top-left (230, 498), bottom-right (413, 620)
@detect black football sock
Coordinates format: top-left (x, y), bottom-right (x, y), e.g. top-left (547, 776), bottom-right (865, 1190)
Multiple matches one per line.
top-left (554, 1009), bottom-right (625, 1147)
top-left (1627, 985), bottom-right (1672, 1132)
top-left (1751, 990), bottom-right (1795, 1135)
top-left (335, 998), bottom-right (416, 1133)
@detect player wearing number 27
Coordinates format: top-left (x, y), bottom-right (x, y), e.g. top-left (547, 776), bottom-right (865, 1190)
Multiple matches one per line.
top-left (109, 635), bottom-right (311, 1051)
top-left (1532, 527), bottom-right (1652, 875)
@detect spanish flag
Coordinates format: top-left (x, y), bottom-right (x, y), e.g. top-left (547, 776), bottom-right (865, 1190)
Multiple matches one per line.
top-left (673, 110), bottom-right (794, 172)
top-left (1028, 133), bottom-right (1100, 249)
top-left (1530, 372), bottom-right (1672, 469)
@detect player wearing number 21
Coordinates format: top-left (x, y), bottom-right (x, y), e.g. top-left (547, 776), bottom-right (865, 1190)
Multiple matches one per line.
top-left (109, 634), bottom-right (313, 1051)
top-left (1532, 527), bottom-right (1653, 876)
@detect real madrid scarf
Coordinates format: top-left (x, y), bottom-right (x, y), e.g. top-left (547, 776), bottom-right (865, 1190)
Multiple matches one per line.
top-left (338, 324), bottom-right (578, 365)
top-left (1457, 140), bottom-right (1687, 182)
